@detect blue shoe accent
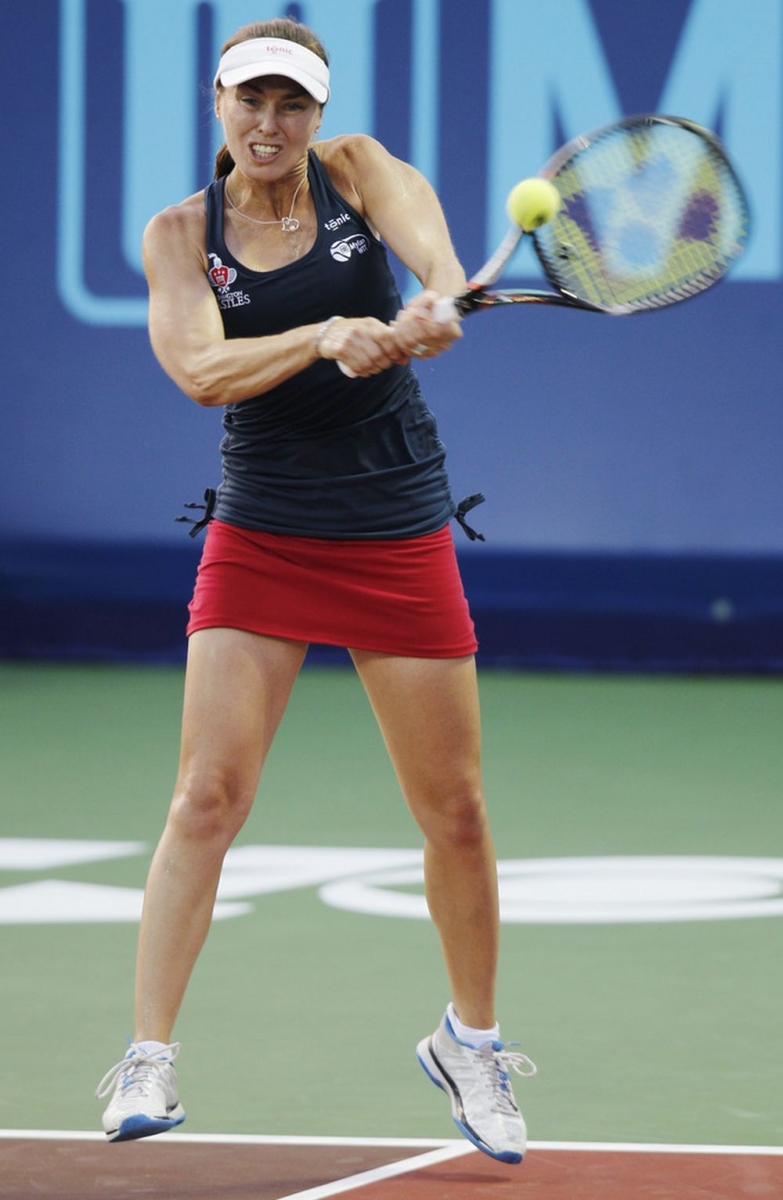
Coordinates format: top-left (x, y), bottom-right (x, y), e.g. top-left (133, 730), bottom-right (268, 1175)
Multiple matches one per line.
top-left (453, 1117), bottom-right (523, 1164)
top-left (111, 1111), bottom-right (186, 1143)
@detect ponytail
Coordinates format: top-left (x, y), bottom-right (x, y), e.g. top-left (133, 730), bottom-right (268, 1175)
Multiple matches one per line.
top-left (214, 144), bottom-right (235, 180)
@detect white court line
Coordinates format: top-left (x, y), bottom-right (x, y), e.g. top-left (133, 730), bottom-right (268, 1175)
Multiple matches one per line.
top-left (531, 1140), bottom-right (783, 1156)
top-left (2, 1131), bottom-right (783, 1156)
top-left (0, 1131), bottom-right (454, 1147)
top-left (274, 1143), bottom-right (477, 1200)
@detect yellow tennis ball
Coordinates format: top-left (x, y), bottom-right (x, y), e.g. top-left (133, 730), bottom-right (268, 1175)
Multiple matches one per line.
top-left (506, 177), bottom-right (561, 232)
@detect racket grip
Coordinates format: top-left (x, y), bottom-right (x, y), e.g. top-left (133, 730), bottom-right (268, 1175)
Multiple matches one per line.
top-left (433, 296), bottom-right (461, 323)
top-left (338, 361), bottom-right (357, 377)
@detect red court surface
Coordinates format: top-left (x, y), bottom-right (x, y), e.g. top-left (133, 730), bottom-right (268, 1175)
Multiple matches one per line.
top-left (2, 1133), bottom-right (783, 1200)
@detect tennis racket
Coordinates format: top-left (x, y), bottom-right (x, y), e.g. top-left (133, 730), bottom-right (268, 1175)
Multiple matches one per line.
top-left (433, 113), bottom-right (750, 323)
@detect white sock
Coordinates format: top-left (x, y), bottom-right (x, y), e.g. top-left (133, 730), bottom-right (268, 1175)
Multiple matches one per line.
top-left (447, 1002), bottom-right (500, 1047)
top-left (134, 1039), bottom-right (172, 1059)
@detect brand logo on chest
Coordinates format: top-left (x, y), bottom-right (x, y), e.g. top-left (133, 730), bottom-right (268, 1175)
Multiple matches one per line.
top-left (330, 234), bottom-right (370, 262)
top-left (324, 212), bottom-right (352, 232)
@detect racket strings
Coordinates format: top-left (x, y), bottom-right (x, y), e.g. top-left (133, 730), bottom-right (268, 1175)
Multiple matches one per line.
top-left (535, 118), bottom-right (749, 313)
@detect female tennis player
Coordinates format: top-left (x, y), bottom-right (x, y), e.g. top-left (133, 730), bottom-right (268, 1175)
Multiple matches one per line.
top-left (95, 16), bottom-right (535, 1164)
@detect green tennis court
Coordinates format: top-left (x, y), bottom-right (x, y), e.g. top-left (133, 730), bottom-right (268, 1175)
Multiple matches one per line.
top-left (2, 661), bottom-right (782, 1157)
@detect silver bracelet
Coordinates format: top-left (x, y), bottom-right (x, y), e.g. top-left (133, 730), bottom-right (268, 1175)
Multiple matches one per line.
top-left (315, 315), bottom-right (343, 357)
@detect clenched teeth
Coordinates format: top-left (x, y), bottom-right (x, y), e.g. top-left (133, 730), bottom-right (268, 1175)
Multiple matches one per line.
top-left (251, 144), bottom-right (280, 158)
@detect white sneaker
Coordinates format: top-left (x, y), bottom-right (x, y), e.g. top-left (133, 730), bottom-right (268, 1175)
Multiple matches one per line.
top-left (96, 1042), bottom-right (186, 1142)
top-left (416, 1013), bottom-right (536, 1163)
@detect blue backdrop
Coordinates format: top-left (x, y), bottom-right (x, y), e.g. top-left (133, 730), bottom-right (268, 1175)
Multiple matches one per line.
top-left (2, 0), bottom-right (782, 669)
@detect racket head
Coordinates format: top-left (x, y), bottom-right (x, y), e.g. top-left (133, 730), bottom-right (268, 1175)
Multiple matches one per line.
top-left (531, 114), bottom-right (750, 314)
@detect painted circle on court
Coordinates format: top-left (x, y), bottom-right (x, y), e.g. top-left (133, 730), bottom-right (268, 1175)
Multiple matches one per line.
top-left (318, 857), bottom-right (783, 924)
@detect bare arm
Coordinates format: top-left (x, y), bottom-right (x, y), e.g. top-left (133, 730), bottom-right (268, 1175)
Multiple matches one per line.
top-left (318, 136), bottom-right (466, 361)
top-left (143, 199), bottom-right (400, 405)
top-left (337, 136), bottom-right (466, 294)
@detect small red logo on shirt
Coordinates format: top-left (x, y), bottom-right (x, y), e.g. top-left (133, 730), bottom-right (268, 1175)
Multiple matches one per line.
top-left (208, 255), bottom-right (237, 290)
top-left (207, 253), bottom-right (250, 309)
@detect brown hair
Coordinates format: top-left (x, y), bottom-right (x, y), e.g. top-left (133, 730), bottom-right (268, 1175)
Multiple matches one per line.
top-left (213, 18), bottom-right (329, 180)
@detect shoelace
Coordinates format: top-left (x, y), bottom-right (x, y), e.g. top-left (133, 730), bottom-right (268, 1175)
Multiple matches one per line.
top-left (476, 1043), bottom-right (537, 1117)
top-left (95, 1041), bottom-right (181, 1100)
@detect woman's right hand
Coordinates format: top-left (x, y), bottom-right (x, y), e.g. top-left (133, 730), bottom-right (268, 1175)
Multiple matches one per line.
top-left (388, 291), bottom-right (463, 362)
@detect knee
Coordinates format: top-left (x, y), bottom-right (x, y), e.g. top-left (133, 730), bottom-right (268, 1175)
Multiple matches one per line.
top-left (417, 781), bottom-right (490, 851)
top-left (167, 770), bottom-right (254, 846)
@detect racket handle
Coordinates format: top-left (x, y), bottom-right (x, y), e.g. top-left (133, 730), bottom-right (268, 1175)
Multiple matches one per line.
top-left (337, 361), bottom-right (357, 378)
top-left (433, 296), bottom-right (461, 323)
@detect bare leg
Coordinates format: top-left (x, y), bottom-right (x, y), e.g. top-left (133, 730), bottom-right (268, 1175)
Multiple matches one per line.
top-left (134, 628), bottom-right (307, 1042)
top-left (350, 651), bottom-right (498, 1029)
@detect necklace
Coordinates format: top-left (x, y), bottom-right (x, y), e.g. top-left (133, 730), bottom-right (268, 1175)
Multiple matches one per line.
top-left (224, 174), bottom-right (307, 232)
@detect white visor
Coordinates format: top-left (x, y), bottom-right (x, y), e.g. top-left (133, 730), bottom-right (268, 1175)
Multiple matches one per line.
top-left (214, 38), bottom-right (330, 103)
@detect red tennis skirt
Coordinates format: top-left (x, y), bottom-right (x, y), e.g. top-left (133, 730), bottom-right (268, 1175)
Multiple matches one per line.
top-left (187, 520), bottom-right (478, 658)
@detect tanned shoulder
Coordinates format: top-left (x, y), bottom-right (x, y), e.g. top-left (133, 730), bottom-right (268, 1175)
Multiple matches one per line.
top-left (143, 190), bottom-right (209, 277)
top-left (313, 135), bottom-right (393, 218)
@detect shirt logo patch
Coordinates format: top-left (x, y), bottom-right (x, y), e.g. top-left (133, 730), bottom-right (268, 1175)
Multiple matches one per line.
top-left (207, 253), bottom-right (250, 309)
top-left (208, 259), bottom-right (236, 289)
top-left (330, 234), bottom-right (370, 262)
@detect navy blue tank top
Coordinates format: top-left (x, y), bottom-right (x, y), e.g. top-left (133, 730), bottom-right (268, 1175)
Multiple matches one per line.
top-left (204, 151), bottom-right (456, 539)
